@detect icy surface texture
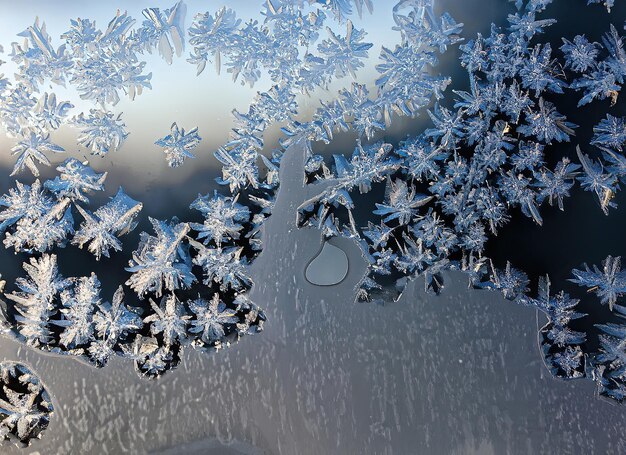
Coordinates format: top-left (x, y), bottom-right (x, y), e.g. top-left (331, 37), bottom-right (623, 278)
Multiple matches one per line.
top-left (0, 2), bottom-right (193, 176)
top-left (0, 1), bottom-right (276, 380)
top-left (0, 120), bottom-right (269, 378)
top-left (2, 244), bottom-right (264, 378)
top-left (570, 256), bottom-right (626, 401)
top-left (0, 161), bottom-right (265, 378)
top-left (3, 143), bottom-right (626, 454)
top-left (279, 0), bottom-right (462, 145)
top-left (0, 362), bottom-right (53, 447)
top-left (187, 0), bottom-right (390, 196)
top-left (0, 0), bottom-right (625, 440)
top-left (292, 0), bottom-right (626, 399)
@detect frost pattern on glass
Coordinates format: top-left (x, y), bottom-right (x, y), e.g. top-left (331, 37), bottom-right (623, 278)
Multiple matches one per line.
top-left (73, 188), bottom-right (142, 260)
top-left (294, 0), bottom-right (626, 401)
top-left (0, 1), bottom-right (274, 380)
top-left (571, 256), bottom-right (626, 401)
top-left (0, 362), bottom-right (53, 447)
top-left (73, 110), bottom-right (128, 157)
top-left (154, 122), bottom-right (201, 168)
top-left (0, 0), bottom-right (625, 408)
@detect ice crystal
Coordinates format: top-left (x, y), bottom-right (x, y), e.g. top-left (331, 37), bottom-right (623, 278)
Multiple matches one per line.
top-left (517, 98), bottom-right (576, 144)
top-left (373, 179), bottom-right (432, 225)
top-left (155, 122), bottom-right (201, 168)
top-left (73, 188), bottom-right (142, 260)
top-left (189, 239), bottom-right (251, 292)
top-left (44, 158), bottom-right (107, 204)
top-left (0, 362), bottom-right (53, 446)
top-left (187, 294), bottom-right (238, 345)
top-left (552, 346), bottom-right (584, 379)
top-left (89, 286), bottom-right (142, 366)
top-left (55, 274), bottom-right (101, 349)
top-left (317, 20), bottom-right (372, 79)
top-left (187, 7), bottom-right (241, 76)
top-left (144, 293), bottom-right (189, 348)
top-left (133, 2), bottom-right (187, 64)
top-left (0, 180), bottom-right (73, 253)
top-left (534, 158), bottom-right (580, 210)
top-left (518, 43), bottom-right (565, 96)
top-left (480, 261), bottom-right (529, 301)
top-left (214, 146), bottom-right (261, 193)
top-left (561, 35), bottom-right (599, 73)
top-left (189, 191), bottom-right (250, 246)
top-left (592, 114), bottom-right (626, 151)
top-left (5, 254), bottom-right (71, 347)
top-left (74, 109), bottom-right (128, 156)
top-left (126, 218), bottom-right (195, 298)
top-left (571, 255), bottom-right (626, 310)
top-left (10, 132), bottom-right (65, 177)
top-left (577, 146), bottom-right (619, 214)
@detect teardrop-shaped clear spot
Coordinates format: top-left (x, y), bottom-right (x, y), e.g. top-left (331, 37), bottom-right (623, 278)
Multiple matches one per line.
top-left (305, 241), bottom-right (349, 286)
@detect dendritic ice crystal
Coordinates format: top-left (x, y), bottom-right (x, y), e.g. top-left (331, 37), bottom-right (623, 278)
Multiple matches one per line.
top-left (1, 2), bottom-right (626, 450)
top-left (74, 110), bottom-right (129, 157)
top-left (155, 122), bottom-right (202, 167)
top-left (73, 188), bottom-right (142, 260)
